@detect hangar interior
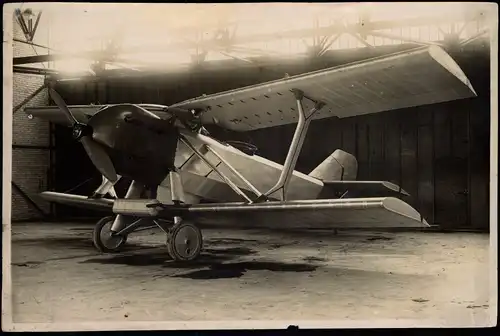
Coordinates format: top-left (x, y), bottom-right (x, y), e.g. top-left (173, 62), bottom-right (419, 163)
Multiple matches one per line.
top-left (7, 3), bottom-right (495, 326)
top-left (12, 3), bottom-right (492, 231)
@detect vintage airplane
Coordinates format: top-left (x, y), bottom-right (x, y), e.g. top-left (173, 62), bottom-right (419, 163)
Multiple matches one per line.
top-left (24, 45), bottom-right (477, 262)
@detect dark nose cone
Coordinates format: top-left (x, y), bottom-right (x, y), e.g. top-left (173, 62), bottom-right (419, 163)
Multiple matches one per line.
top-left (83, 104), bottom-right (179, 186)
top-left (87, 105), bottom-right (145, 149)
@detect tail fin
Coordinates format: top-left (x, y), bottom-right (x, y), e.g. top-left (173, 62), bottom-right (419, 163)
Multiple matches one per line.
top-left (309, 149), bottom-right (358, 181)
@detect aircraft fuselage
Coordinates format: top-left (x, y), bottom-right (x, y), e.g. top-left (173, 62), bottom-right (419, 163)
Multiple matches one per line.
top-left (161, 131), bottom-right (325, 203)
top-left (88, 104), bottom-right (324, 203)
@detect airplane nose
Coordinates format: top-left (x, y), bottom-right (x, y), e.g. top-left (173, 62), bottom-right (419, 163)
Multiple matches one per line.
top-left (88, 105), bottom-right (176, 156)
top-left (86, 106), bottom-right (128, 149)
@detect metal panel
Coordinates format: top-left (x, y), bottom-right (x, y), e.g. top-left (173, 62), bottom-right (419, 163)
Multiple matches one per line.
top-left (356, 120), bottom-right (370, 180)
top-left (469, 100), bottom-right (490, 230)
top-left (417, 107), bottom-right (435, 224)
top-left (340, 118), bottom-right (357, 161)
top-left (450, 106), bottom-right (470, 227)
top-left (367, 115), bottom-right (385, 181)
top-left (400, 110), bottom-right (419, 204)
top-left (382, 110), bottom-right (402, 186)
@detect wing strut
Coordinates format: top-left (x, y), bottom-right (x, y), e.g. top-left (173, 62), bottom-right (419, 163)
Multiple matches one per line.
top-left (204, 145), bottom-right (263, 198)
top-left (179, 135), bottom-right (254, 203)
top-left (260, 89), bottom-right (325, 201)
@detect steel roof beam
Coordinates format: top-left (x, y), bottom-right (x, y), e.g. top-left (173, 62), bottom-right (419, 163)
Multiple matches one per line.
top-left (118, 11), bottom-right (485, 53)
top-left (13, 65), bottom-right (60, 76)
top-left (12, 11), bottom-right (488, 65)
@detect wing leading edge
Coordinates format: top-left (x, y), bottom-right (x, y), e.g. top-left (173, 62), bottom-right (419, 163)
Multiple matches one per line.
top-left (40, 191), bottom-right (429, 229)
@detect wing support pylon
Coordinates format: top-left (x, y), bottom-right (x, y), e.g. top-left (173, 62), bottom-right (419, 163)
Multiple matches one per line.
top-left (259, 89), bottom-right (325, 201)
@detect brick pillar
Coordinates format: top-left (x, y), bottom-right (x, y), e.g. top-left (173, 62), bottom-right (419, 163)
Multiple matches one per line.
top-left (12, 9), bottom-right (51, 221)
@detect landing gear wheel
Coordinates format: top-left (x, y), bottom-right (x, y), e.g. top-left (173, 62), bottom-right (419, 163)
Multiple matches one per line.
top-left (166, 222), bottom-right (203, 262)
top-left (92, 216), bottom-right (128, 253)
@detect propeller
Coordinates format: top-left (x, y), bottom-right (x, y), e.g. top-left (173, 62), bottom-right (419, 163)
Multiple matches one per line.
top-left (49, 88), bottom-right (119, 184)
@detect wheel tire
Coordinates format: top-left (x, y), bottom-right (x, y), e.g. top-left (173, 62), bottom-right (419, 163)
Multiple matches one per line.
top-left (166, 222), bottom-right (203, 262)
top-left (92, 216), bottom-right (128, 253)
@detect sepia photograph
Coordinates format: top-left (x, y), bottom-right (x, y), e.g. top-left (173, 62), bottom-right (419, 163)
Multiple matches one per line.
top-left (2, 2), bottom-right (498, 331)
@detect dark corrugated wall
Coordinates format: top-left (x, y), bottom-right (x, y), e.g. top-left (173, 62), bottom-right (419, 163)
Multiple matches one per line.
top-left (52, 44), bottom-right (491, 230)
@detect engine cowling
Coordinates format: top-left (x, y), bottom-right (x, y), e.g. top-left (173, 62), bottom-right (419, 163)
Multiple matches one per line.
top-left (88, 104), bottom-right (180, 187)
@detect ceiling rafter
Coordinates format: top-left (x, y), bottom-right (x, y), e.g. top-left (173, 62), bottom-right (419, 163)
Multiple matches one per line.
top-left (11, 4), bottom-right (492, 75)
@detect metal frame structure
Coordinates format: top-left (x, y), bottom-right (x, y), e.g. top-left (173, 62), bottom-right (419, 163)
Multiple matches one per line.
top-left (11, 4), bottom-right (492, 77)
top-left (263, 90), bottom-right (325, 201)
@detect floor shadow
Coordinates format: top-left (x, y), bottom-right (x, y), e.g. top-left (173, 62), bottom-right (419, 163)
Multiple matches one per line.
top-left (239, 227), bottom-right (404, 242)
top-left (202, 247), bottom-right (257, 256)
top-left (80, 246), bottom-right (258, 268)
top-left (12, 261), bottom-right (44, 268)
top-left (204, 238), bottom-right (260, 245)
top-left (173, 261), bottom-right (318, 280)
top-left (365, 236), bottom-right (395, 242)
top-left (15, 236), bottom-right (146, 252)
top-left (81, 253), bottom-right (170, 266)
top-left (302, 256), bottom-right (327, 262)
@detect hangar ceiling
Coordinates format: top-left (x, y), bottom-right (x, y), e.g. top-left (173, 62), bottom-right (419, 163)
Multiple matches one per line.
top-left (13, 2), bottom-right (493, 79)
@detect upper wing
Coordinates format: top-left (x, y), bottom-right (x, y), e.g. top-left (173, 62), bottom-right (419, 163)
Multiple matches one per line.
top-left (171, 45), bottom-right (476, 131)
top-left (25, 46), bottom-right (476, 132)
top-left (23, 104), bottom-right (172, 126)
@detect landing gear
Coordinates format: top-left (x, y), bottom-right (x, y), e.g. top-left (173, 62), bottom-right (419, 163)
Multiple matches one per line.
top-left (166, 221), bottom-right (203, 262)
top-left (92, 216), bottom-right (128, 253)
top-left (92, 215), bottom-right (203, 261)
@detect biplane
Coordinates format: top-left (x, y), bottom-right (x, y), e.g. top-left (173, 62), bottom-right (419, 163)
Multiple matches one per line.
top-left (24, 45), bottom-right (477, 262)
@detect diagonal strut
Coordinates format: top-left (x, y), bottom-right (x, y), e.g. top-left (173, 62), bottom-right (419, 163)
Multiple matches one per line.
top-left (262, 89), bottom-right (325, 201)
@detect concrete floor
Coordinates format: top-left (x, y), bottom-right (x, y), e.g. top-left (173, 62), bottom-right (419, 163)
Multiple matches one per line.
top-left (8, 221), bottom-right (493, 328)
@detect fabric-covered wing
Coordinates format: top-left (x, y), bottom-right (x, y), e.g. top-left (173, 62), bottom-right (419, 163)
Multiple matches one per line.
top-left (171, 45), bottom-right (477, 132)
top-left (23, 104), bottom-right (172, 126)
top-left (40, 192), bottom-right (428, 229)
top-left (171, 198), bottom-right (429, 229)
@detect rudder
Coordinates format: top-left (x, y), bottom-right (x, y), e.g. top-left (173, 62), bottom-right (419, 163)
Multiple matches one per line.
top-left (309, 149), bottom-right (358, 181)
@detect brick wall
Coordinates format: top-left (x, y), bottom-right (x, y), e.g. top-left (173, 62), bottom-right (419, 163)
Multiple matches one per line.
top-left (11, 10), bottom-right (51, 221)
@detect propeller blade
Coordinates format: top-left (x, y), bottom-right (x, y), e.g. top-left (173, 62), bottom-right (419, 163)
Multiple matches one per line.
top-left (49, 88), bottom-right (79, 125)
top-left (80, 136), bottom-right (119, 183)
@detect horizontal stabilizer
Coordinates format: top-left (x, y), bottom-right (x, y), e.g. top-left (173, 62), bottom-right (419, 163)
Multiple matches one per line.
top-left (319, 181), bottom-right (410, 199)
